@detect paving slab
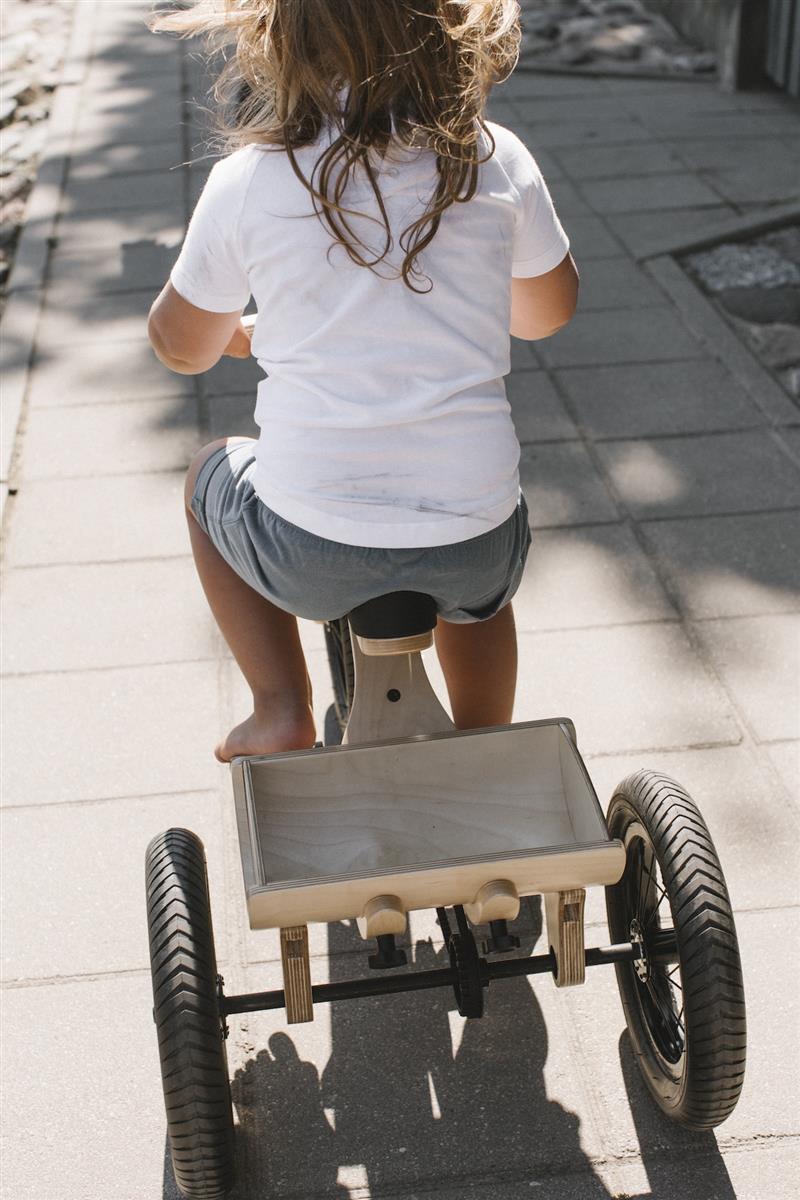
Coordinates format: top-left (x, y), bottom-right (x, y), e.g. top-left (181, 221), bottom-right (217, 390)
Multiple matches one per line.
top-left (36, 287), bottom-right (157, 347)
top-left (548, 177), bottom-right (593, 217)
top-left (54, 209), bottom-right (185, 252)
top-left (4, 472), bottom-right (188, 566)
top-left (604, 206), bottom-right (738, 258)
top-left (46, 236), bottom-right (180, 298)
top-left (667, 135), bottom-right (800, 171)
top-left (509, 335), bottom-right (540, 370)
top-left (537, 308), bottom-right (704, 368)
top-left (556, 360), bottom-right (762, 440)
top-left (199, 353), bottom-right (267, 399)
top-left (231, 953), bottom-right (605, 1198)
top-left (26, 339), bottom-right (192, 409)
top-left (16, 397), bottom-right (198, 480)
top-left (608, 1142), bottom-right (800, 1200)
top-left (0, 974), bottom-right (192, 1200)
top-left (1, 661), bottom-right (226, 805)
top-left (514, 523), bottom-right (676, 631)
top-left (517, 118), bottom-right (654, 149)
top-left (703, 161), bottom-right (800, 206)
top-left (551, 213), bottom-right (624, 260)
top-left (1, 558), bottom-right (216, 674)
top-left (207, 392), bottom-right (260, 440)
top-left (1, 791), bottom-right (230, 980)
top-left (637, 110), bottom-right (800, 140)
top-left (506, 97), bottom-right (629, 125)
top-left (595, 431), bottom-right (800, 519)
top-left (580, 172), bottom-right (722, 214)
top-left (505, 370), bottom-right (578, 443)
top-left (515, 622), bottom-right (739, 755)
top-left (583, 744), bottom-right (800, 913)
top-left (554, 140), bottom-right (687, 179)
top-left (640, 511), bottom-right (800, 619)
top-left (572, 255), bottom-right (665, 310)
top-left (559, 907), bottom-right (800, 1161)
top-left (519, 441), bottom-right (619, 527)
top-left (65, 137), bottom-right (186, 179)
top-left (692, 613), bottom-right (800, 743)
top-left (60, 166), bottom-right (184, 217)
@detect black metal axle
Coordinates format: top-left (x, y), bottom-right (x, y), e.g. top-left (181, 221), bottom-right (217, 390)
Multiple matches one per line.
top-left (219, 936), bottom-right (678, 1016)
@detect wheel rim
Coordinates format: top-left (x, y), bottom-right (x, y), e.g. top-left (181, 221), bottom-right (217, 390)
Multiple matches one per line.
top-left (622, 822), bottom-right (685, 1069)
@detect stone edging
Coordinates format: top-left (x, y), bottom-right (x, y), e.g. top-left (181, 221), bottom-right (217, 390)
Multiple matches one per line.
top-left (0, 0), bottom-right (100, 528)
top-left (645, 253), bottom-right (799, 431)
top-left (633, 201), bottom-right (800, 263)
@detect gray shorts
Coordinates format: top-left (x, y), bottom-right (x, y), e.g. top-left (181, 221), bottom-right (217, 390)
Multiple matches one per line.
top-left (190, 441), bottom-right (531, 623)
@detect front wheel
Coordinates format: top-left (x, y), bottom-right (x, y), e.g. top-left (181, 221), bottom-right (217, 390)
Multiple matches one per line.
top-left (605, 770), bottom-right (746, 1129)
top-left (146, 828), bottom-right (236, 1198)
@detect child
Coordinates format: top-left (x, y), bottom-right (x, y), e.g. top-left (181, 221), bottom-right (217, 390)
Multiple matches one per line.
top-left (148, 0), bottom-right (578, 763)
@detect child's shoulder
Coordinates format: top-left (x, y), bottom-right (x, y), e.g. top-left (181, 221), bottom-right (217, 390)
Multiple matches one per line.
top-left (483, 120), bottom-right (543, 190)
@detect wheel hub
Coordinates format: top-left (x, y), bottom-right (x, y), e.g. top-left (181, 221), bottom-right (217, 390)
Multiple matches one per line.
top-left (629, 918), bottom-right (649, 982)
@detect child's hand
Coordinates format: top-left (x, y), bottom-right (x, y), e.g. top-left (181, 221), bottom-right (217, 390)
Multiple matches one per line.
top-left (223, 314), bottom-right (256, 358)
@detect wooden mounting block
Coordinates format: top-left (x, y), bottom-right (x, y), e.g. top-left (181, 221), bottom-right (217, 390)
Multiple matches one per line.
top-left (280, 924), bottom-right (313, 1023)
top-left (545, 889), bottom-right (586, 987)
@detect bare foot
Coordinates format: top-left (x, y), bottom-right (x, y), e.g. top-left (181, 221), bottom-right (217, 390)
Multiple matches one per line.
top-left (215, 707), bottom-right (316, 763)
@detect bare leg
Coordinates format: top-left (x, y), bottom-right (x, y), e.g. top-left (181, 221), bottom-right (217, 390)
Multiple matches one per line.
top-left (433, 603), bottom-right (518, 729)
top-left (185, 438), bottom-right (315, 762)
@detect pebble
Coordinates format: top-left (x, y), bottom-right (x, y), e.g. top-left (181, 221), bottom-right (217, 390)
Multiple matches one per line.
top-left (0, 98), bottom-right (19, 128)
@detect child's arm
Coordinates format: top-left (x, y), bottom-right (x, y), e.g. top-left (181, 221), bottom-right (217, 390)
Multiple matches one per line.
top-left (511, 252), bottom-right (578, 341)
top-left (148, 281), bottom-right (249, 374)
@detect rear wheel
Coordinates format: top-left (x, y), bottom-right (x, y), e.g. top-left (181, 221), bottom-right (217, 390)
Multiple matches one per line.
top-left (146, 828), bottom-right (235, 1198)
top-left (323, 616), bottom-right (355, 744)
top-left (605, 770), bottom-right (746, 1129)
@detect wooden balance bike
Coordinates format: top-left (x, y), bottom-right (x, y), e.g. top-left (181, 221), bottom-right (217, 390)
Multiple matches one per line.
top-left (145, 591), bottom-right (747, 1199)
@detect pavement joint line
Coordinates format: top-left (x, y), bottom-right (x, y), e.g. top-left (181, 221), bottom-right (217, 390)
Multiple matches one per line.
top-left (6, 900), bottom-right (798, 992)
top-left (579, 422), bottom-right (773, 443)
top-left (24, 391), bottom-right (196, 409)
top-left (0, 787), bottom-right (219, 812)
top-left (773, 425), bottom-right (800, 470)
top-left (1, 654), bottom-right (221, 680)
top-left (568, 736), bottom-right (745, 757)
top-left (14, 466), bottom-right (192, 484)
top-left (552, 352), bottom-right (727, 371)
top-left (3, 553), bottom-right (195, 570)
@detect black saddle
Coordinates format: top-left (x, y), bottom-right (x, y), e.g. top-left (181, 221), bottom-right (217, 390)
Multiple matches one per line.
top-left (347, 591), bottom-right (437, 640)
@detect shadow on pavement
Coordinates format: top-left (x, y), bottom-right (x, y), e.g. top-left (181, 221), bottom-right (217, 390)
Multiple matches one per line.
top-left (214, 899), bottom-right (615, 1199)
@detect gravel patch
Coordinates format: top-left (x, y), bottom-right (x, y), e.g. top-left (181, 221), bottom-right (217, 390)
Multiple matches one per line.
top-left (1, 0), bottom-right (76, 299)
top-left (685, 229), bottom-right (800, 401)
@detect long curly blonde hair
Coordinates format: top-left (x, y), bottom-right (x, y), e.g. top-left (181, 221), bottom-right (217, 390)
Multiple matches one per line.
top-left (152, 1), bottom-right (521, 290)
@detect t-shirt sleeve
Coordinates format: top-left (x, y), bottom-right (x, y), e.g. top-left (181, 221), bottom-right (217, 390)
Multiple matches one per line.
top-left (510, 144), bottom-right (570, 279)
top-left (170, 154), bottom-right (253, 312)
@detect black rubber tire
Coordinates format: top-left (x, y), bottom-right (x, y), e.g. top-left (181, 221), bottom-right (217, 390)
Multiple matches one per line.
top-left (605, 770), bottom-right (746, 1130)
top-left (323, 616), bottom-right (355, 743)
top-left (146, 828), bottom-right (235, 1199)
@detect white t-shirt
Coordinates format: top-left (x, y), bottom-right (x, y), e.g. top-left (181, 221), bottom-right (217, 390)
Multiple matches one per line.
top-left (170, 121), bottom-right (569, 547)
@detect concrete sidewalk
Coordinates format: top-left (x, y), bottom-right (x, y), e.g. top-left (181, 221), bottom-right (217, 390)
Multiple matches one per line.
top-left (1, 2), bottom-right (799, 1197)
